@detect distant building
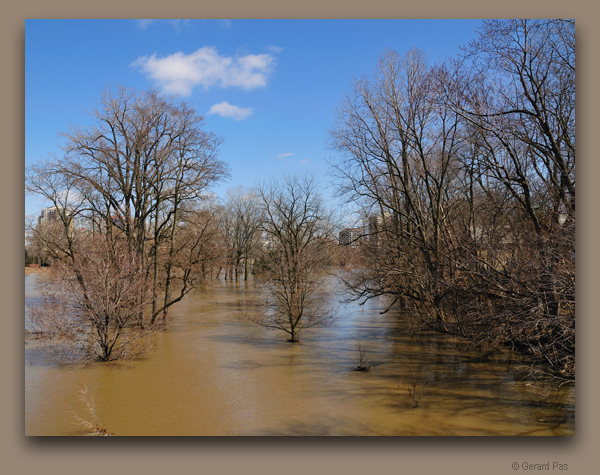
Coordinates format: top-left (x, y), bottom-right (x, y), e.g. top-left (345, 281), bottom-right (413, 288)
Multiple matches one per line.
top-left (37, 206), bottom-right (74, 237)
top-left (339, 227), bottom-right (364, 247)
top-left (367, 212), bottom-right (392, 244)
top-left (39, 206), bottom-right (76, 224)
top-left (38, 206), bottom-right (59, 225)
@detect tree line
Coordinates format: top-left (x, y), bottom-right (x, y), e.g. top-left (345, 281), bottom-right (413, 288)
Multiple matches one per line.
top-left (25, 87), bottom-right (336, 359)
top-left (330, 19), bottom-right (574, 378)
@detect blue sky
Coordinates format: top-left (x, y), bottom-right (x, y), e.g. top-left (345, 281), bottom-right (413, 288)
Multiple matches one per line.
top-left (25, 19), bottom-right (483, 217)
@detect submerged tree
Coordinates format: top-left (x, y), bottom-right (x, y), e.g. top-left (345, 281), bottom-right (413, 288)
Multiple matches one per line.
top-left (446, 19), bottom-right (575, 376)
top-left (219, 186), bottom-right (262, 281)
top-left (329, 20), bottom-right (575, 378)
top-left (248, 175), bottom-right (336, 342)
top-left (330, 48), bottom-right (464, 323)
top-left (28, 234), bottom-right (153, 362)
top-left (26, 86), bottom-right (229, 360)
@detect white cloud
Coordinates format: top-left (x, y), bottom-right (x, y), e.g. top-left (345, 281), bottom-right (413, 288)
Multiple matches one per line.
top-left (132, 46), bottom-right (275, 96)
top-left (56, 189), bottom-right (84, 205)
top-left (299, 159), bottom-right (309, 164)
top-left (136, 19), bottom-right (157, 30)
top-left (135, 19), bottom-right (191, 30)
top-left (276, 153), bottom-right (294, 160)
top-left (208, 102), bottom-right (253, 121)
top-left (266, 45), bottom-right (284, 54)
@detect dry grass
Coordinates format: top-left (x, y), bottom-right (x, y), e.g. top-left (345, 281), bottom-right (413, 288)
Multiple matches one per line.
top-left (352, 340), bottom-right (372, 372)
top-left (25, 266), bottom-right (50, 274)
top-left (68, 383), bottom-right (113, 436)
top-left (399, 366), bottom-right (429, 408)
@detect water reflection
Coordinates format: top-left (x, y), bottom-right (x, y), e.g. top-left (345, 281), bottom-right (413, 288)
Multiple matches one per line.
top-left (25, 273), bottom-right (574, 436)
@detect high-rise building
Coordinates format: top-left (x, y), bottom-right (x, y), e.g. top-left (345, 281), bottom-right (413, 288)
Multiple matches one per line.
top-left (38, 206), bottom-right (59, 225)
top-left (37, 206), bottom-right (74, 237)
top-left (339, 227), bottom-right (364, 246)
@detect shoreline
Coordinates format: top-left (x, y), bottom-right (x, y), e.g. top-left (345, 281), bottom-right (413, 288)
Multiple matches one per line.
top-left (25, 266), bottom-right (50, 275)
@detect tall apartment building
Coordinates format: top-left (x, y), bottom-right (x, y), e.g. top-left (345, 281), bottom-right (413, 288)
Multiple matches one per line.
top-left (38, 206), bottom-right (75, 225)
top-left (339, 227), bottom-right (364, 246)
top-left (37, 206), bottom-right (75, 238)
top-left (38, 206), bottom-right (59, 225)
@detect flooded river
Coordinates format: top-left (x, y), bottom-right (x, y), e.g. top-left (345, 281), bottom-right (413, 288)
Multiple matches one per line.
top-left (25, 273), bottom-right (574, 436)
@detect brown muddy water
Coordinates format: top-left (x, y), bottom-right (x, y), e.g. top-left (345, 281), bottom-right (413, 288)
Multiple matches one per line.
top-left (25, 273), bottom-right (574, 436)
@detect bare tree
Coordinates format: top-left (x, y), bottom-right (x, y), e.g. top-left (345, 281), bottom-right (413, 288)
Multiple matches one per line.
top-left (151, 201), bottom-right (223, 325)
top-left (445, 19), bottom-right (576, 377)
top-left (330, 48), bottom-right (464, 325)
top-left (220, 186), bottom-right (262, 281)
top-left (329, 22), bottom-right (575, 379)
top-left (248, 175), bottom-right (336, 342)
top-left (26, 86), bottom-right (229, 339)
top-left (27, 234), bottom-right (153, 362)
